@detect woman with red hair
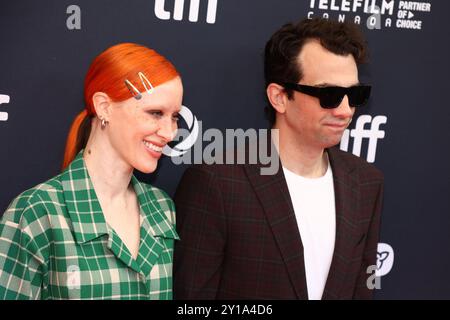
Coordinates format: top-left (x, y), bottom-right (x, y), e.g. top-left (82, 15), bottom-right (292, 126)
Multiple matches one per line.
top-left (0, 43), bottom-right (183, 299)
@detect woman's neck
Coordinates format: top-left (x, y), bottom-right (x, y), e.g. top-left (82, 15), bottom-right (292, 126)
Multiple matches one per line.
top-left (83, 127), bottom-right (134, 202)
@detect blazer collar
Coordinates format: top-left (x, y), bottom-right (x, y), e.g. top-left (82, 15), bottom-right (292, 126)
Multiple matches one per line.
top-left (131, 174), bottom-right (180, 241)
top-left (61, 151), bottom-right (179, 245)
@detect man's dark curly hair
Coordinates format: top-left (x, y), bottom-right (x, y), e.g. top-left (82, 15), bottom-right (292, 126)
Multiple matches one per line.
top-left (264, 18), bottom-right (369, 125)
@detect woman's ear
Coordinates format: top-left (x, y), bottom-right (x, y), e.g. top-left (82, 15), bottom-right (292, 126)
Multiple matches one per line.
top-left (266, 83), bottom-right (288, 114)
top-left (92, 92), bottom-right (112, 121)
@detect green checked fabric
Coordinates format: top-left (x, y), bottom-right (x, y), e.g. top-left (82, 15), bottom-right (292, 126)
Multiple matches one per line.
top-left (0, 151), bottom-right (179, 300)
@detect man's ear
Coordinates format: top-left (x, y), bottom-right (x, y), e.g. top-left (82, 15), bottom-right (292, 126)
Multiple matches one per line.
top-left (92, 92), bottom-right (112, 120)
top-left (266, 83), bottom-right (288, 114)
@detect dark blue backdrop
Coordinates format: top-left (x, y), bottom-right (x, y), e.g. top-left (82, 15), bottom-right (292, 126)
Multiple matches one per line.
top-left (1, 0), bottom-right (449, 299)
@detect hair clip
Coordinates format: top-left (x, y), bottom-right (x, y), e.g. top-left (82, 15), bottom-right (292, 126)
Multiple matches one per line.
top-left (124, 72), bottom-right (155, 100)
top-left (124, 79), bottom-right (142, 100)
top-left (138, 72), bottom-right (154, 94)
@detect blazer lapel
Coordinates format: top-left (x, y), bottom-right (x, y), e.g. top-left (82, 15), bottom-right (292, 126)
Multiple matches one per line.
top-left (131, 176), bottom-right (180, 276)
top-left (244, 159), bottom-right (308, 299)
top-left (322, 147), bottom-right (359, 299)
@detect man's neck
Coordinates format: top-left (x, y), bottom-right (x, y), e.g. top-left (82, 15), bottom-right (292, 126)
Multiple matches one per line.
top-left (272, 127), bottom-right (328, 178)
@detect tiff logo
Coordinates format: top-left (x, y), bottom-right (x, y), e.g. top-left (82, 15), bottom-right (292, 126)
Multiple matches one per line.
top-left (340, 115), bottom-right (387, 163)
top-left (154, 0), bottom-right (218, 24)
top-left (0, 94), bottom-right (10, 122)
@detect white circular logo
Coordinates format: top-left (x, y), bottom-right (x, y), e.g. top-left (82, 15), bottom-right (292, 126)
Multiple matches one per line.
top-left (162, 105), bottom-right (199, 157)
top-left (376, 242), bottom-right (394, 277)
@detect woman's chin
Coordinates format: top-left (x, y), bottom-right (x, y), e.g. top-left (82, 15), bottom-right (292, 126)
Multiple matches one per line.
top-left (134, 158), bottom-right (159, 174)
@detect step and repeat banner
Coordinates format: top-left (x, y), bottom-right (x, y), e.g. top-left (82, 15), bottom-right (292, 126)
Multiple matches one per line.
top-left (1, 0), bottom-right (449, 299)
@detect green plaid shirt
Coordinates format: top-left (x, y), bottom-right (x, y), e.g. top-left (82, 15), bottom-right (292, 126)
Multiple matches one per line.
top-left (0, 152), bottom-right (179, 300)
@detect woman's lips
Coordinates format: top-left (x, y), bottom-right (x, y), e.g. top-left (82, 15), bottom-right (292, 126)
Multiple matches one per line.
top-left (143, 140), bottom-right (163, 158)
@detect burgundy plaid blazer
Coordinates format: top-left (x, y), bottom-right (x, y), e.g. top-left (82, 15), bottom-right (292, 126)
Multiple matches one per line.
top-left (173, 146), bottom-right (384, 299)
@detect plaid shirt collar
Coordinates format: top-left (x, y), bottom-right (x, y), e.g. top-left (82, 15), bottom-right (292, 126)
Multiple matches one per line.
top-left (60, 151), bottom-right (179, 245)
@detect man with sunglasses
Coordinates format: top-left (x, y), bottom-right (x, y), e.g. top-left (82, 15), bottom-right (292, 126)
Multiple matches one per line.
top-left (174, 18), bottom-right (384, 300)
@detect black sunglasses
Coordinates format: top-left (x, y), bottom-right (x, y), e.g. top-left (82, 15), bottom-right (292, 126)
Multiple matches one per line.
top-left (282, 83), bottom-right (372, 109)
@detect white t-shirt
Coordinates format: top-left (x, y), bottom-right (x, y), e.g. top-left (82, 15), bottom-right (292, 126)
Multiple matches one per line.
top-left (282, 158), bottom-right (336, 300)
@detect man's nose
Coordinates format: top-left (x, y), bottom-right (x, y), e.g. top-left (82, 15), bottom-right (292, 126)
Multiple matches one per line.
top-left (332, 95), bottom-right (354, 118)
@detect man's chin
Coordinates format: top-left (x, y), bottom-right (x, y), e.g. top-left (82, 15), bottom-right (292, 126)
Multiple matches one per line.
top-left (320, 137), bottom-right (344, 149)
